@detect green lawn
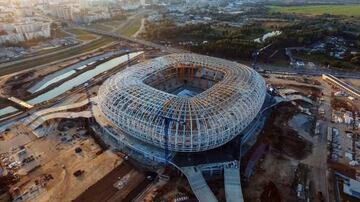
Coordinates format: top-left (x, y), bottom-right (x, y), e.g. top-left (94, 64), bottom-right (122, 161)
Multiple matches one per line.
top-left (53, 30), bottom-right (71, 38)
top-left (66, 29), bottom-right (98, 41)
top-left (269, 5), bottom-right (360, 16)
top-left (102, 20), bottom-right (124, 27)
top-left (115, 18), bottom-right (142, 37)
top-left (66, 29), bottom-right (89, 35)
top-left (86, 23), bottom-right (114, 32)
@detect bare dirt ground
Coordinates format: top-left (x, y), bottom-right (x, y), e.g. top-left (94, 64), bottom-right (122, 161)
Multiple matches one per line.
top-left (266, 103), bottom-right (313, 160)
top-left (35, 149), bottom-right (120, 202)
top-left (9, 120), bottom-right (122, 202)
top-left (73, 162), bottom-right (144, 202)
top-left (244, 153), bottom-right (299, 202)
top-left (344, 78), bottom-right (360, 89)
top-left (0, 125), bottom-right (36, 153)
top-left (242, 102), bottom-right (313, 202)
top-left (266, 75), bottom-right (322, 100)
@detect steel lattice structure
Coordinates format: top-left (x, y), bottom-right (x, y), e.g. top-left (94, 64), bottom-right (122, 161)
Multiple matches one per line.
top-left (97, 53), bottom-right (266, 152)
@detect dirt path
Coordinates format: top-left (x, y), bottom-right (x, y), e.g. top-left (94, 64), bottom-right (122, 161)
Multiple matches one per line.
top-left (132, 18), bottom-right (146, 38)
top-left (300, 79), bottom-right (332, 202)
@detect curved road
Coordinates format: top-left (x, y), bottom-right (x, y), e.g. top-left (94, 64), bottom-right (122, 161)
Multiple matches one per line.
top-left (81, 26), bottom-right (360, 79)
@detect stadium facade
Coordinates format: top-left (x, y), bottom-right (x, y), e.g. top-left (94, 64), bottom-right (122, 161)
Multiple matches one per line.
top-left (94, 53), bottom-right (267, 165)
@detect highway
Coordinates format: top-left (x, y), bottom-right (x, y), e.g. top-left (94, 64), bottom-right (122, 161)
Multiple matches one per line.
top-left (75, 9), bottom-right (186, 54)
top-left (0, 10), bottom-right (150, 77)
top-left (79, 26), bottom-right (360, 79)
top-left (1, 8), bottom-right (358, 80)
top-left (80, 27), bottom-right (185, 54)
top-left (258, 64), bottom-right (360, 79)
top-left (0, 37), bottom-right (116, 76)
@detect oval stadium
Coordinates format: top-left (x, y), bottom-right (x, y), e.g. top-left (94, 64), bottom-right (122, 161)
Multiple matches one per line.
top-left (96, 53), bottom-right (267, 153)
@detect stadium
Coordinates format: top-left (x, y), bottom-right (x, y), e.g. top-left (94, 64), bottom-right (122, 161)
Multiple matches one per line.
top-left (94, 53), bottom-right (267, 165)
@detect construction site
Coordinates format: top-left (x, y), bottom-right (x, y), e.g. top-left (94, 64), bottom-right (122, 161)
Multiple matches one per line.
top-left (0, 37), bottom-right (166, 201)
top-left (0, 30), bottom-right (360, 202)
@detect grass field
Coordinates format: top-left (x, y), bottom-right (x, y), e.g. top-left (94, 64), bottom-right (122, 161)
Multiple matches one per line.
top-left (66, 29), bottom-right (89, 35)
top-left (86, 23), bottom-right (114, 32)
top-left (66, 29), bottom-right (98, 41)
top-left (0, 37), bottom-right (115, 76)
top-left (102, 20), bottom-right (124, 27)
top-left (115, 18), bottom-right (142, 37)
top-left (53, 30), bottom-right (71, 38)
top-left (269, 5), bottom-right (360, 16)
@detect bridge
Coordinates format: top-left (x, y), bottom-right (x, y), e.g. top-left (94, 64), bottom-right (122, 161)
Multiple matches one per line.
top-left (179, 161), bottom-right (244, 202)
top-left (260, 65), bottom-right (360, 79)
top-left (322, 74), bottom-right (360, 98)
top-left (23, 97), bottom-right (95, 126)
top-left (181, 166), bottom-right (218, 202)
top-left (8, 97), bottom-right (33, 109)
top-left (78, 26), bottom-right (360, 80)
top-left (23, 97), bottom-right (96, 135)
top-left (29, 111), bottom-right (92, 132)
top-left (224, 162), bottom-right (243, 202)
top-left (79, 27), bottom-right (185, 54)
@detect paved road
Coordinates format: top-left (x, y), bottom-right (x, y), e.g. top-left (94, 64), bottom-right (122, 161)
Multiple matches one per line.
top-left (0, 38), bottom-right (115, 77)
top-left (303, 79), bottom-right (332, 202)
top-left (0, 37), bottom-right (97, 69)
top-left (181, 166), bottom-right (218, 202)
top-left (81, 26), bottom-right (360, 79)
top-left (318, 80), bottom-right (336, 202)
top-left (224, 162), bottom-right (243, 202)
top-left (81, 27), bottom-right (185, 54)
top-left (30, 111), bottom-right (92, 131)
top-left (259, 64), bottom-right (360, 79)
top-left (0, 11), bottom-right (153, 77)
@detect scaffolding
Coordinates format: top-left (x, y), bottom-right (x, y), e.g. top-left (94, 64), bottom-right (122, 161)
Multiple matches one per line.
top-left (97, 53), bottom-right (266, 152)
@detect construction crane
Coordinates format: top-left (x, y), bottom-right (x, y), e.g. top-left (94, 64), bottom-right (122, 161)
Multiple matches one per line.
top-left (252, 43), bottom-right (273, 70)
top-left (252, 51), bottom-right (260, 69)
top-left (85, 85), bottom-right (95, 124)
top-left (120, 48), bottom-right (131, 67)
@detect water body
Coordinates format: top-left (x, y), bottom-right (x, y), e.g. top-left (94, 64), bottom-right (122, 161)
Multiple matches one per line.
top-left (254, 31), bottom-right (282, 43)
top-left (76, 65), bottom-right (87, 70)
top-left (33, 70), bottom-right (77, 93)
top-left (28, 51), bottom-right (124, 93)
top-left (0, 106), bottom-right (18, 117)
top-left (27, 51), bottom-right (143, 105)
